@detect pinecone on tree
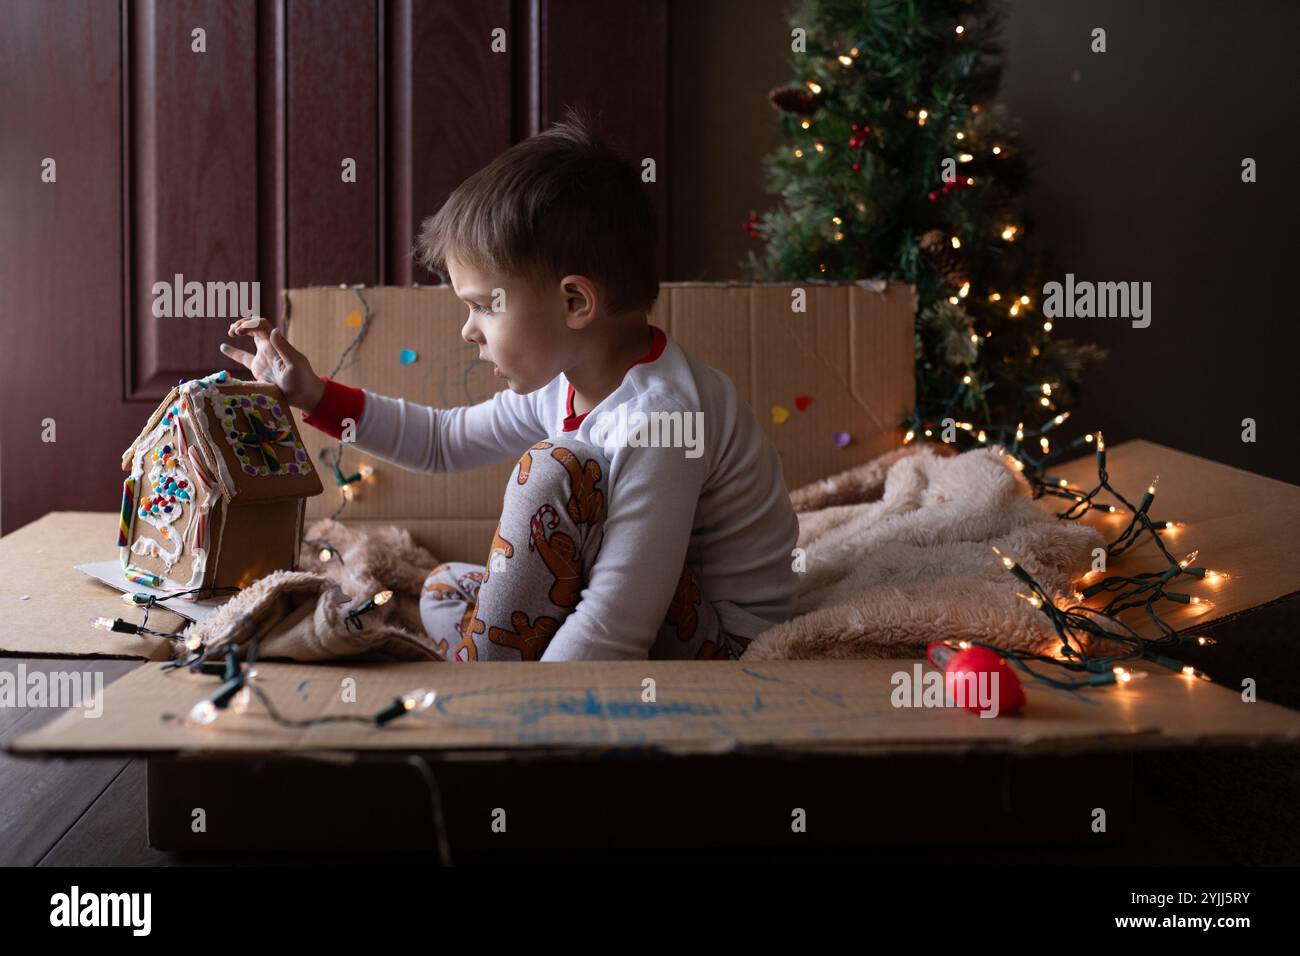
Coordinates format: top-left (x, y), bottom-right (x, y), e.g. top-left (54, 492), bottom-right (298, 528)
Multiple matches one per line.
top-left (917, 228), bottom-right (969, 289)
top-left (768, 85), bottom-right (824, 116)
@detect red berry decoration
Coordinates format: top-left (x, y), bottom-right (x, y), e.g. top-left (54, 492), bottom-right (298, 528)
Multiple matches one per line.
top-left (928, 191), bottom-right (939, 202)
top-left (851, 122), bottom-right (860, 131)
top-left (852, 162), bottom-right (861, 172)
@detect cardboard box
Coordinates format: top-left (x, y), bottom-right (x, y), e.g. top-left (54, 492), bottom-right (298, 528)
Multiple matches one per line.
top-left (3, 440), bottom-right (1297, 660)
top-left (283, 282), bottom-right (917, 563)
top-left (12, 657), bottom-right (1300, 852)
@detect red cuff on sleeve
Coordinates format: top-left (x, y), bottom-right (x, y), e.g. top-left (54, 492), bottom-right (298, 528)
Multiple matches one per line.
top-left (302, 376), bottom-right (366, 440)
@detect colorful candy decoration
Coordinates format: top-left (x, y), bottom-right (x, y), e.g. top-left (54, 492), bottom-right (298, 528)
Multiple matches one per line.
top-left (117, 477), bottom-right (136, 547)
top-left (771, 404), bottom-right (790, 424)
top-left (124, 567), bottom-right (166, 588)
top-left (832, 431), bottom-right (852, 448)
top-left (399, 348), bottom-right (418, 365)
top-left (794, 394), bottom-right (813, 411)
top-left (218, 393), bottom-right (311, 478)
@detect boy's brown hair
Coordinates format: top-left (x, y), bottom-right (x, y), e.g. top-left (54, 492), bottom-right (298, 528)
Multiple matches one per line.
top-left (415, 107), bottom-right (658, 317)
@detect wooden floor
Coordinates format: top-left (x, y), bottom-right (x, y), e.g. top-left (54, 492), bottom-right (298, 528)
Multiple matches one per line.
top-left (2, 656), bottom-right (1296, 866)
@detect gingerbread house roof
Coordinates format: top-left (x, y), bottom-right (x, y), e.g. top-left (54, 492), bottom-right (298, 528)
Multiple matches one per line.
top-left (121, 371), bottom-right (323, 504)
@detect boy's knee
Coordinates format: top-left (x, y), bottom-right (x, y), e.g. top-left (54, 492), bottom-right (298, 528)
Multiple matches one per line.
top-left (507, 438), bottom-right (611, 496)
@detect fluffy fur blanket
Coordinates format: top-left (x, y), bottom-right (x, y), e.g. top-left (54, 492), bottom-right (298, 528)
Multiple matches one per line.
top-left (739, 444), bottom-right (1104, 660)
top-left (179, 445), bottom-right (1103, 663)
top-left (177, 519), bottom-right (446, 662)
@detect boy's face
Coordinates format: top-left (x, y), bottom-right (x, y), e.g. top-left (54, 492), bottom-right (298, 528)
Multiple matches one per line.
top-left (448, 251), bottom-right (574, 394)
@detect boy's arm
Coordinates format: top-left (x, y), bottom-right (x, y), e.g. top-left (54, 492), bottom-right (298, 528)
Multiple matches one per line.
top-left (302, 376), bottom-right (549, 473)
top-left (540, 418), bottom-right (709, 661)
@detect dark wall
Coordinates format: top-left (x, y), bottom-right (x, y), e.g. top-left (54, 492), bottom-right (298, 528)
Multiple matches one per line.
top-left (670, 0), bottom-right (1299, 484)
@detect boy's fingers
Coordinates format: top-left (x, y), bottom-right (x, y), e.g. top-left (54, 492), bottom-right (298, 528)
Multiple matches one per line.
top-left (268, 328), bottom-right (301, 363)
top-left (218, 342), bottom-right (256, 368)
top-left (230, 316), bottom-right (271, 337)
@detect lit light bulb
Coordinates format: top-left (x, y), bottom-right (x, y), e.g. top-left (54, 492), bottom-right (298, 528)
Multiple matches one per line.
top-left (1001, 225), bottom-right (1018, 241)
top-left (359, 464), bottom-right (375, 481)
top-left (374, 589), bottom-right (394, 606)
top-left (989, 293), bottom-right (1001, 302)
top-left (401, 688), bottom-right (437, 713)
top-left (904, 429), bottom-right (915, 443)
top-left (950, 235), bottom-right (961, 249)
top-left (962, 374), bottom-right (972, 385)
top-left (1019, 295), bottom-right (1030, 305)
top-left (187, 700), bottom-right (218, 726)
top-left (1043, 321), bottom-right (1053, 331)
top-left (977, 430), bottom-right (987, 443)
top-left (955, 24), bottom-right (965, 35)
top-left (838, 54), bottom-right (853, 66)
top-left (185, 632), bottom-right (203, 652)
top-left (949, 296), bottom-right (959, 305)
top-left (957, 640), bottom-right (971, 650)
top-left (232, 686), bottom-right (252, 715)
top-left (814, 142), bottom-right (825, 153)
top-left (91, 617), bottom-right (115, 631)
top-left (1179, 550), bottom-right (1200, 569)
top-left (1015, 423), bottom-right (1024, 441)
top-left (800, 119), bottom-right (810, 129)
top-left (806, 81), bottom-right (821, 94)
top-left (992, 146), bottom-right (1002, 155)
top-left (1195, 636), bottom-right (1217, 647)
top-left (1040, 437), bottom-right (1050, 453)
top-left (793, 149), bottom-right (803, 158)
top-left (958, 153), bottom-right (973, 163)
top-left (319, 547), bottom-right (334, 562)
top-left (959, 282), bottom-right (970, 297)
top-left (991, 545), bottom-right (1014, 569)
top-left (1147, 475), bottom-right (1160, 495)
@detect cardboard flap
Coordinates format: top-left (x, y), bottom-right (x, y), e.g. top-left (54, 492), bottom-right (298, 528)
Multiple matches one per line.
top-left (283, 283), bottom-right (915, 561)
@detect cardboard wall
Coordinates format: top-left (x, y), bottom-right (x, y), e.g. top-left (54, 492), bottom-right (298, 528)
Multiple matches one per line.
top-left (284, 282), bottom-right (916, 563)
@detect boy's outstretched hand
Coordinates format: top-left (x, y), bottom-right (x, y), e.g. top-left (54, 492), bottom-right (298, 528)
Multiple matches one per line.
top-left (221, 317), bottom-right (325, 413)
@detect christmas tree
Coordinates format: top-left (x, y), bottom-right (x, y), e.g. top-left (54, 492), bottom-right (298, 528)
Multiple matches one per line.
top-left (744, 0), bottom-right (1106, 444)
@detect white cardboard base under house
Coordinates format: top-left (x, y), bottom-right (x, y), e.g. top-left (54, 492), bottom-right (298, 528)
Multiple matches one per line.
top-left (117, 371), bottom-right (324, 592)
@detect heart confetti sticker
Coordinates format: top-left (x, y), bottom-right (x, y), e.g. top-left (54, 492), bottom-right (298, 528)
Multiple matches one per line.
top-left (399, 348), bottom-right (418, 365)
top-left (771, 405), bottom-right (790, 424)
top-left (833, 431), bottom-right (852, 448)
top-left (345, 310), bottom-right (364, 329)
top-left (794, 394), bottom-right (813, 411)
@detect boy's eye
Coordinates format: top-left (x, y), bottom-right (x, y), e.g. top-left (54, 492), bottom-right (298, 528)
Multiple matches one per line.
top-left (471, 303), bottom-right (491, 315)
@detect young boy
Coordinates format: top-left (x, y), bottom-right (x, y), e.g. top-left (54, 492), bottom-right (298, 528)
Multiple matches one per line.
top-left (220, 113), bottom-right (798, 662)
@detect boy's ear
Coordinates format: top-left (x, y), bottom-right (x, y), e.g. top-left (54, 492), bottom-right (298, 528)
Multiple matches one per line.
top-left (560, 274), bottom-right (600, 330)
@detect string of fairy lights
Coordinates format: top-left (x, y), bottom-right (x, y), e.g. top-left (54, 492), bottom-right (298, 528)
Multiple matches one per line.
top-left (915, 422), bottom-right (1224, 691)
top-left (321, 286), bottom-right (380, 518)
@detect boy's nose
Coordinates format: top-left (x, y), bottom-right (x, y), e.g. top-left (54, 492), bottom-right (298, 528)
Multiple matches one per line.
top-left (461, 315), bottom-right (481, 345)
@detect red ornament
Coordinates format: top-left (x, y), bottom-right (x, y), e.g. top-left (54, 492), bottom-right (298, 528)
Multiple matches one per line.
top-left (862, 125), bottom-right (872, 136)
top-left (851, 122), bottom-right (860, 131)
top-left (849, 137), bottom-right (859, 148)
top-left (926, 642), bottom-right (1026, 716)
top-left (851, 162), bottom-right (861, 172)
top-left (928, 191), bottom-right (939, 202)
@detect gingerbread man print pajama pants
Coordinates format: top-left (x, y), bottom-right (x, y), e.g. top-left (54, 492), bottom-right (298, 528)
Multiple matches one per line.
top-left (418, 436), bottom-right (753, 662)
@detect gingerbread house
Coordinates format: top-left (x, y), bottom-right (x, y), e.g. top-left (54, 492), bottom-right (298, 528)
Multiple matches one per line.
top-left (117, 370), bottom-right (323, 591)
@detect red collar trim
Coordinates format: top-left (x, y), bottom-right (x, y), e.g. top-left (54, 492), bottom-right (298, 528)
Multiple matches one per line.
top-left (563, 326), bottom-right (667, 432)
